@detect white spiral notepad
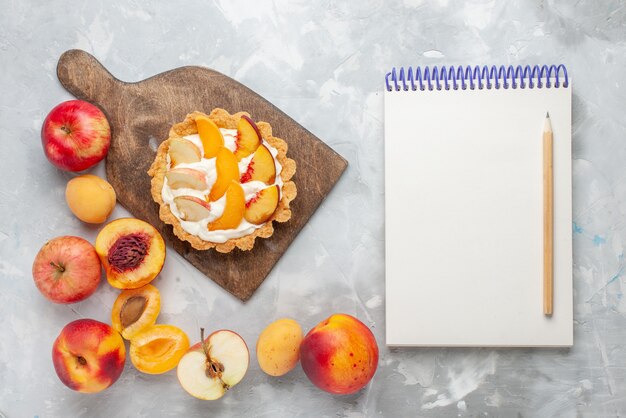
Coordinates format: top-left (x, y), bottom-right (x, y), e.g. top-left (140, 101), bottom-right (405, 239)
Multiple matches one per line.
top-left (384, 65), bottom-right (573, 346)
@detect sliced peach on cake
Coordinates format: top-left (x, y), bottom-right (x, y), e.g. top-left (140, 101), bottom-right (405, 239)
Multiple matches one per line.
top-left (95, 218), bottom-right (166, 289)
top-left (208, 181), bottom-right (245, 231)
top-left (209, 147), bottom-right (240, 202)
top-left (169, 137), bottom-right (201, 166)
top-left (111, 284), bottom-right (161, 340)
top-left (166, 168), bottom-right (207, 190)
top-left (234, 115), bottom-right (262, 161)
top-left (245, 185), bottom-right (280, 225)
top-left (174, 196), bottom-right (211, 222)
top-left (195, 115), bottom-right (224, 159)
top-left (129, 324), bottom-right (190, 374)
top-left (240, 144), bottom-right (276, 184)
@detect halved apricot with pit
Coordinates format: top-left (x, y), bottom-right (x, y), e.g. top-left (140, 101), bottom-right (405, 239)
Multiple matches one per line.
top-left (111, 284), bottom-right (161, 340)
top-left (130, 324), bottom-right (190, 374)
top-left (95, 218), bottom-right (166, 289)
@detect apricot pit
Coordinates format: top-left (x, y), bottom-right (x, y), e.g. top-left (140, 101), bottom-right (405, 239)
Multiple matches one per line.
top-left (111, 284), bottom-right (161, 340)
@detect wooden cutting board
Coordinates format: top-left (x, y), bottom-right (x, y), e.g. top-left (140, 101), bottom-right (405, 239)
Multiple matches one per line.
top-left (56, 49), bottom-right (347, 301)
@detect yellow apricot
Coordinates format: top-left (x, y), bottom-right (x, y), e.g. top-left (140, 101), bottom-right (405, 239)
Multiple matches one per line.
top-left (65, 174), bottom-right (116, 223)
top-left (130, 325), bottom-right (189, 374)
top-left (256, 318), bottom-right (303, 376)
top-left (111, 284), bottom-right (161, 340)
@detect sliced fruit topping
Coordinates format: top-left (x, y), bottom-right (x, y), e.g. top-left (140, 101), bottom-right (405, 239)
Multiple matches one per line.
top-left (130, 324), bottom-right (190, 375)
top-left (240, 144), bottom-right (276, 184)
top-left (166, 168), bottom-right (207, 190)
top-left (244, 185), bottom-right (280, 225)
top-left (169, 137), bottom-right (201, 166)
top-left (111, 284), bottom-right (161, 340)
top-left (208, 181), bottom-right (245, 231)
top-left (177, 328), bottom-right (249, 400)
top-left (209, 147), bottom-right (240, 202)
top-left (174, 196), bottom-right (211, 222)
top-left (195, 115), bottom-right (224, 159)
top-left (95, 218), bottom-right (166, 289)
top-left (234, 115), bottom-right (262, 161)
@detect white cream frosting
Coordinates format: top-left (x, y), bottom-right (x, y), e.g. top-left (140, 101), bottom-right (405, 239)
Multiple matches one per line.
top-left (162, 128), bottom-right (283, 243)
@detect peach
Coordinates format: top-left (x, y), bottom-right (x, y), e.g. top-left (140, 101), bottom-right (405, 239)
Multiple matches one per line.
top-left (300, 314), bottom-right (379, 395)
top-left (129, 324), bottom-right (189, 374)
top-left (65, 174), bottom-right (116, 223)
top-left (111, 284), bottom-right (161, 340)
top-left (208, 181), bottom-right (245, 231)
top-left (256, 318), bottom-right (303, 376)
top-left (95, 218), bottom-right (166, 289)
top-left (52, 319), bottom-right (125, 393)
top-left (209, 147), bottom-right (239, 202)
top-left (244, 185), bottom-right (280, 225)
top-left (234, 115), bottom-right (262, 161)
top-left (240, 144), bottom-right (276, 184)
top-left (195, 115), bottom-right (224, 158)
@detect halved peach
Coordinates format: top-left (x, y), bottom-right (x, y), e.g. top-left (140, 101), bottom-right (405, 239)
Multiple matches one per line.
top-left (209, 147), bottom-right (240, 202)
top-left (234, 115), bottom-right (262, 161)
top-left (169, 137), bottom-right (201, 166)
top-left (95, 218), bottom-right (166, 289)
top-left (174, 196), bottom-right (211, 221)
top-left (166, 168), bottom-right (207, 190)
top-left (240, 144), bottom-right (276, 184)
top-left (208, 181), bottom-right (245, 231)
top-left (129, 324), bottom-right (190, 374)
top-left (111, 284), bottom-right (161, 340)
top-left (245, 185), bottom-right (280, 225)
top-left (195, 115), bottom-right (224, 159)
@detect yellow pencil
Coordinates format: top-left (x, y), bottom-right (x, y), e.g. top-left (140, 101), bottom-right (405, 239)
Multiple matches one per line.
top-left (543, 112), bottom-right (553, 316)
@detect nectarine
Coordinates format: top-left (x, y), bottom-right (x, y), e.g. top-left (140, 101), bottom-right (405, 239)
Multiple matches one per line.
top-left (52, 319), bottom-right (125, 393)
top-left (300, 314), bottom-right (378, 395)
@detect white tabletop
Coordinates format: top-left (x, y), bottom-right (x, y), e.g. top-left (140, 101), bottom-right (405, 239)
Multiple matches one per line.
top-left (1, 0), bottom-right (625, 416)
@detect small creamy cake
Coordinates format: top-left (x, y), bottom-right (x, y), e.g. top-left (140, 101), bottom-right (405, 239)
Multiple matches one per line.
top-left (148, 109), bottom-right (296, 253)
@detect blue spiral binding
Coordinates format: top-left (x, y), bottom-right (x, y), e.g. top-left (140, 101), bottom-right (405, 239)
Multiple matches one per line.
top-left (385, 64), bottom-right (568, 92)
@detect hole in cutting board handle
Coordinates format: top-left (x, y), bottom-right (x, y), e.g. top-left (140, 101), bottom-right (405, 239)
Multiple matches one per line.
top-left (57, 49), bottom-right (123, 104)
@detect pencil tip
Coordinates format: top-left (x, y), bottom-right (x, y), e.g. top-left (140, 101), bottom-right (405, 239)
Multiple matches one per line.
top-left (544, 112), bottom-right (553, 132)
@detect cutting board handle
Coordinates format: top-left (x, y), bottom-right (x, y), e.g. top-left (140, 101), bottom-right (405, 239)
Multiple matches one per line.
top-left (57, 49), bottom-right (123, 104)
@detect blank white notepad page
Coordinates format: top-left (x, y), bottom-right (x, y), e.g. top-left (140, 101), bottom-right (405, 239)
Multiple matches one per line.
top-left (385, 83), bottom-right (572, 346)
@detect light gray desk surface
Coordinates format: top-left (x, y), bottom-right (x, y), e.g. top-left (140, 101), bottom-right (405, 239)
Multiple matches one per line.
top-left (1, 1), bottom-right (625, 416)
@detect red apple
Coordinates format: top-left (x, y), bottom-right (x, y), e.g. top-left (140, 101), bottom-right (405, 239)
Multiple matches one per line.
top-left (32, 236), bottom-right (101, 304)
top-left (300, 314), bottom-right (379, 395)
top-left (41, 100), bottom-right (111, 171)
top-left (52, 319), bottom-right (126, 393)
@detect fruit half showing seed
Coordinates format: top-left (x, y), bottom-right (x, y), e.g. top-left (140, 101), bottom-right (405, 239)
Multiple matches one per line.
top-left (111, 284), bottom-right (161, 340)
top-left (177, 328), bottom-right (249, 400)
top-left (95, 218), bottom-right (166, 289)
